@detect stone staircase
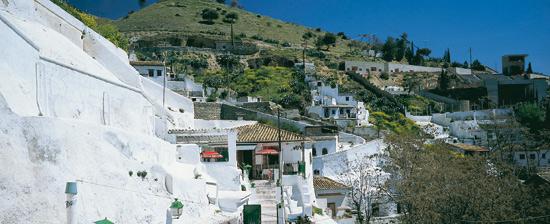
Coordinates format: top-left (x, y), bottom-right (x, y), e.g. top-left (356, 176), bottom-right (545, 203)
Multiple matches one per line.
top-left (250, 180), bottom-right (279, 224)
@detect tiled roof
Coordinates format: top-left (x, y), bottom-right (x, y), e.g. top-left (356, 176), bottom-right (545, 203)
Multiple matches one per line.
top-left (235, 123), bottom-right (307, 143)
top-left (130, 61), bottom-right (164, 66)
top-left (313, 176), bottom-right (349, 190)
top-left (175, 135), bottom-right (227, 145)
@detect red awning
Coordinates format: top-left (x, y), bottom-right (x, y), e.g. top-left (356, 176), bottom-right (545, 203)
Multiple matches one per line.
top-left (201, 151), bottom-right (223, 159)
top-left (256, 148), bottom-right (279, 155)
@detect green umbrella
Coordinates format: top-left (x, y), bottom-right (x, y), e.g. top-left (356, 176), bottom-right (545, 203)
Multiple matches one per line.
top-left (94, 218), bottom-right (114, 224)
top-left (170, 198), bottom-right (184, 209)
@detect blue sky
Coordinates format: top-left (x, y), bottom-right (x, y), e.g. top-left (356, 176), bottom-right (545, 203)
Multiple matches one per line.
top-left (69, 0), bottom-right (550, 74)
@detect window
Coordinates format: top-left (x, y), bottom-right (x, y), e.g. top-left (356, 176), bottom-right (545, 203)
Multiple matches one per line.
top-left (397, 203), bottom-right (402, 214)
top-left (371, 67), bottom-right (377, 71)
top-left (157, 70), bottom-right (162, 77)
top-left (530, 154), bottom-right (536, 160)
top-left (519, 154), bottom-right (525, 160)
top-left (322, 148), bottom-right (328, 155)
top-left (542, 153), bottom-right (546, 159)
top-left (351, 66), bottom-right (358, 71)
top-left (317, 82), bottom-right (322, 87)
top-left (345, 96), bottom-right (350, 101)
top-left (192, 98), bottom-right (197, 102)
top-left (359, 68), bottom-right (362, 71)
top-left (331, 110), bottom-right (336, 115)
top-left (148, 69), bottom-right (154, 77)
top-left (312, 147), bottom-right (317, 157)
top-left (314, 170), bottom-right (320, 175)
top-left (395, 68), bottom-right (399, 72)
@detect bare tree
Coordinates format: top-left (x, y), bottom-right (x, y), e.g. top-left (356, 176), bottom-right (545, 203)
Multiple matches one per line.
top-left (337, 154), bottom-right (385, 224)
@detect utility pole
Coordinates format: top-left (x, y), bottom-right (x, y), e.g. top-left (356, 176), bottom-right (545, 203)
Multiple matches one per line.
top-left (302, 40), bottom-right (307, 75)
top-left (277, 107), bottom-right (285, 223)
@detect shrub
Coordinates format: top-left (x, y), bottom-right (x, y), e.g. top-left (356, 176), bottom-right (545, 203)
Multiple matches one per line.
top-left (129, 171), bottom-right (133, 176)
top-left (380, 72), bottom-right (389, 80)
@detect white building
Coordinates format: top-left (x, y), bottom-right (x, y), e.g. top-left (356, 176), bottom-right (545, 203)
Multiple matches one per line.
top-left (345, 61), bottom-right (443, 75)
top-left (307, 80), bottom-right (369, 128)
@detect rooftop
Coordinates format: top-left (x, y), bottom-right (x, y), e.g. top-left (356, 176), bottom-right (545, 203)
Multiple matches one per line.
top-left (235, 123), bottom-right (308, 143)
top-left (130, 61), bottom-right (164, 66)
top-left (313, 176), bottom-right (349, 191)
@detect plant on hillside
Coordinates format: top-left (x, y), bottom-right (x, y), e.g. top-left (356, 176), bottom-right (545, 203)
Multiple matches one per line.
top-left (384, 132), bottom-right (550, 223)
top-left (470, 59), bottom-right (485, 71)
top-left (381, 37), bottom-right (396, 62)
top-left (201, 8), bottom-right (219, 24)
top-left (515, 102), bottom-right (545, 130)
top-left (223, 12), bottom-right (239, 46)
top-left (51, 0), bottom-right (129, 50)
top-left (315, 33), bottom-right (337, 50)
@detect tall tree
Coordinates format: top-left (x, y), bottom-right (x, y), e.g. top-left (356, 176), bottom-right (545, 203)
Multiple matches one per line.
top-left (223, 12), bottom-right (239, 46)
top-left (382, 37), bottom-right (396, 62)
top-left (337, 155), bottom-right (384, 224)
top-left (384, 132), bottom-right (550, 224)
top-left (463, 60), bottom-right (469, 69)
top-left (442, 48), bottom-right (451, 63)
top-left (395, 33), bottom-right (408, 61)
top-left (438, 70), bottom-right (451, 90)
top-left (471, 59), bottom-right (485, 71)
top-left (526, 62), bottom-right (533, 73)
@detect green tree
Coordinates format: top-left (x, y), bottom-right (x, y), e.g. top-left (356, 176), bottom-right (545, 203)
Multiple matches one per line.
top-left (438, 70), bottom-right (451, 90)
top-left (526, 62), bottom-right (533, 73)
top-left (384, 132), bottom-right (550, 224)
top-left (316, 33), bottom-right (337, 50)
top-left (516, 103), bottom-right (545, 130)
top-left (404, 42), bottom-right (414, 64)
top-left (223, 12), bottom-right (239, 46)
top-left (201, 8), bottom-right (219, 24)
top-left (382, 37), bottom-right (396, 62)
top-left (470, 59), bottom-right (485, 71)
top-left (395, 33), bottom-right (408, 61)
top-left (442, 48), bottom-right (451, 63)
top-left (463, 60), bottom-right (469, 68)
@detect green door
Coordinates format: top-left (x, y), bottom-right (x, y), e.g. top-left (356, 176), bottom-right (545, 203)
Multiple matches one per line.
top-left (243, 204), bottom-right (261, 224)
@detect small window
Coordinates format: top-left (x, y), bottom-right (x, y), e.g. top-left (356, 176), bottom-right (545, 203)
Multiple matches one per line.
top-left (331, 110), bottom-right (336, 115)
top-left (317, 82), bottom-right (322, 87)
top-left (359, 68), bottom-right (362, 71)
top-left (542, 153), bottom-right (546, 159)
top-left (148, 69), bottom-right (154, 77)
top-left (192, 98), bottom-right (197, 102)
top-left (312, 147), bottom-right (317, 157)
top-left (371, 67), bottom-right (377, 71)
top-left (322, 148), bottom-right (328, 155)
top-left (530, 154), bottom-right (536, 160)
top-left (314, 170), bottom-right (320, 175)
top-left (519, 154), bottom-right (525, 160)
top-left (157, 70), bottom-right (162, 76)
top-left (345, 96), bottom-right (350, 101)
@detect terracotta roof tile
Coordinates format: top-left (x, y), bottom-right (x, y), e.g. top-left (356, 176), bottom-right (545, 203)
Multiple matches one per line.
top-left (313, 176), bottom-right (349, 190)
top-left (235, 123), bottom-right (306, 143)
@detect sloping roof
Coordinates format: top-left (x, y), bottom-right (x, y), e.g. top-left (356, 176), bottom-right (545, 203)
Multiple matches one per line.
top-left (235, 123), bottom-right (307, 143)
top-left (175, 135), bottom-right (227, 145)
top-left (313, 176), bottom-right (349, 190)
top-left (130, 61), bottom-right (164, 66)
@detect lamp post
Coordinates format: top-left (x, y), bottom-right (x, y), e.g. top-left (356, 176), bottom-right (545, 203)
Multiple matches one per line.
top-left (65, 182), bottom-right (78, 224)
